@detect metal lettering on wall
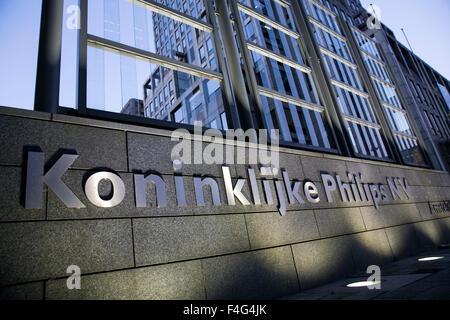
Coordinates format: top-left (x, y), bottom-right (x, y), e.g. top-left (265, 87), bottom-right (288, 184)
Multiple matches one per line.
top-left (24, 151), bottom-right (413, 214)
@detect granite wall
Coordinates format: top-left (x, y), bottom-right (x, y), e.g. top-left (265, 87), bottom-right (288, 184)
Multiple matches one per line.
top-left (0, 107), bottom-right (449, 300)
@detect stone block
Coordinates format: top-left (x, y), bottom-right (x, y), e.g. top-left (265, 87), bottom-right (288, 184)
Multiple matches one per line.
top-left (0, 115), bottom-right (127, 170)
top-left (202, 246), bottom-right (299, 299)
top-left (0, 282), bottom-right (43, 300)
top-left (314, 207), bottom-right (366, 238)
top-left (0, 220), bottom-right (134, 286)
top-left (291, 236), bottom-right (355, 289)
top-left (127, 132), bottom-right (236, 178)
top-left (385, 224), bottom-right (420, 260)
top-left (245, 210), bottom-right (319, 249)
top-left (413, 220), bottom-right (446, 250)
top-left (349, 229), bottom-right (394, 270)
top-left (0, 166), bottom-right (45, 222)
top-left (46, 260), bottom-right (205, 300)
top-left (133, 215), bottom-right (249, 266)
top-left (300, 155), bottom-right (348, 182)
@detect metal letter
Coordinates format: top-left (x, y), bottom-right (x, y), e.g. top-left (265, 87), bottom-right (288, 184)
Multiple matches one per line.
top-left (355, 173), bottom-right (368, 202)
top-left (194, 177), bottom-right (221, 206)
top-left (25, 152), bottom-right (85, 209)
top-left (321, 174), bottom-right (337, 203)
top-left (134, 174), bottom-right (167, 208)
top-left (85, 172), bottom-right (125, 208)
top-left (387, 177), bottom-right (403, 200)
top-left (263, 180), bottom-right (273, 205)
top-left (369, 184), bottom-right (381, 209)
top-left (336, 175), bottom-right (354, 202)
top-left (282, 170), bottom-right (305, 204)
top-left (222, 166), bottom-right (250, 205)
top-left (379, 185), bottom-right (388, 200)
top-left (399, 178), bottom-right (412, 199)
top-left (275, 180), bottom-right (287, 216)
top-left (248, 168), bottom-right (261, 205)
top-left (174, 175), bottom-right (187, 207)
top-left (304, 181), bottom-right (320, 204)
top-left (348, 173), bottom-right (362, 202)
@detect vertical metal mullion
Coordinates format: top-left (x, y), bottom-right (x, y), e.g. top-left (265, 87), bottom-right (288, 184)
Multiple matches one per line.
top-left (77, 0), bottom-right (88, 114)
top-left (216, 0), bottom-right (263, 131)
top-left (34, 0), bottom-right (64, 113)
top-left (204, 0), bottom-right (241, 130)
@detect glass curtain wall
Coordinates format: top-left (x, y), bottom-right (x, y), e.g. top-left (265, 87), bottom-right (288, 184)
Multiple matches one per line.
top-left (351, 27), bottom-right (426, 165)
top-left (302, 0), bottom-right (389, 159)
top-left (236, 0), bottom-right (335, 150)
top-left (85, 0), bottom-right (228, 129)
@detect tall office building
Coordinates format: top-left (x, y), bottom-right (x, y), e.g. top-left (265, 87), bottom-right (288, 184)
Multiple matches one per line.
top-left (324, 0), bottom-right (450, 169)
top-left (83, 0), bottom-right (449, 171)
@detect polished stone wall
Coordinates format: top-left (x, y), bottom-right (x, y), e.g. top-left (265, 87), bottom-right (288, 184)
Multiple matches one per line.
top-left (0, 107), bottom-right (449, 300)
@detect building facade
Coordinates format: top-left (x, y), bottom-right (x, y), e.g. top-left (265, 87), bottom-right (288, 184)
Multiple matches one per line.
top-left (0, 0), bottom-right (449, 300)
top-left (326, 0), bottom-right (450, 171)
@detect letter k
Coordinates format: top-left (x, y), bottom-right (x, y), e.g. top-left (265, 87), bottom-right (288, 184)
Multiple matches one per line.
top-left (25, 152), bottom-right (85, 209)
top-left (282, 171), bottom-right (305, 204)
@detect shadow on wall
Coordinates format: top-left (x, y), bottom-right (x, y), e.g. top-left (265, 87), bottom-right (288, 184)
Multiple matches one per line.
top-left (202, 209), bottom-right (450, 299)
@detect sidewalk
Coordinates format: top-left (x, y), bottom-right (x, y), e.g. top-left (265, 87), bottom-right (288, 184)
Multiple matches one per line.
top-left (283, 247), bottom-right (450, 300)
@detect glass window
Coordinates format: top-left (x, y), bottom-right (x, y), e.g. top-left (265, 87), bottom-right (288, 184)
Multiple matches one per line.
top-left (220, 112), bottom-right (228, 130)
top-left (237, 0), bottom-right (336, 150)
top-left (351, 27), bottom-right (426, 165)
top-left (189, 90), bottom-right (202, 112)
top-left (302, 0), bottom-right (391, 159)
top-left (169, 80), bottom-right (174, 95)
top-left (88, 0), bottom-right (213, 69)
top-left (245, 21), bottom-right (255, 42)
top-left (173, 105), bottom-right (185, 123)
top-left (199, 45), bottom-right (206, 63)
top-left (206, 37), bottom-right (214, 55)
top-left (87, 44), bottom-right (226, 127)
top-left (159, 91), bottom-right (164, 106)
top-left (209, 57), bottom-right (217, 71)
top-left (164, 86), bottom-right (169, 100)
top-left (85, 0), bottom-right (227, 129)
top-left (209, 119), bottom-right (217, 129)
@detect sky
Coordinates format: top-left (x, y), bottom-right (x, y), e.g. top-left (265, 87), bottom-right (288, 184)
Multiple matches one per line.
top-left (360, 0), bottom-right (450, 80)
top-left (0, 0), bottom-right (42, 110)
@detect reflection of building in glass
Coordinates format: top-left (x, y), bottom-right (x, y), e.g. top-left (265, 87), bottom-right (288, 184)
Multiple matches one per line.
top-left (121, 98), bottom-right (144, 117)
top-left (83, 0), bottom-right (448, 170)
top-left (141, 2), bottom-right (228, 129)
top-left (326, 0), bottom-right (449, 169)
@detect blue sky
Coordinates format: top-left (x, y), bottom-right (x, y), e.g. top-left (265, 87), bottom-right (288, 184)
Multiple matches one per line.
top-left (361, 0), bottom-right (450, 80)
top-left (0, 0), bottom-right (42, 110)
